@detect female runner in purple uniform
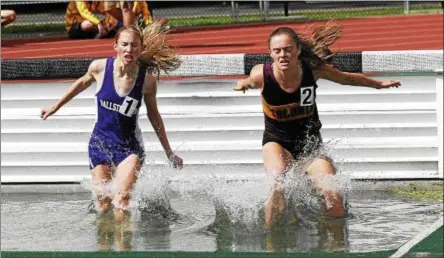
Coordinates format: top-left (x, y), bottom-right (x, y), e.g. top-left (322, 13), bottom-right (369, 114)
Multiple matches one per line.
top-left (41, 21), bottom-right (182, 223)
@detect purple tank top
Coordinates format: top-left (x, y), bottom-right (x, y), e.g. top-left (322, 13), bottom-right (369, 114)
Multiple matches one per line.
top-left (93, 57), bottom-right (146, 144)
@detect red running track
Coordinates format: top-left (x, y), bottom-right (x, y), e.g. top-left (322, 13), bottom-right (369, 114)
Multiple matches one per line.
top-left (1, 14), bottom-right (443, 59)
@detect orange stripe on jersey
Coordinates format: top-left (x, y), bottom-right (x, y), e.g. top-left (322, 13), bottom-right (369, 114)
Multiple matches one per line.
top-left (262, 97), bottom-right (314, 122)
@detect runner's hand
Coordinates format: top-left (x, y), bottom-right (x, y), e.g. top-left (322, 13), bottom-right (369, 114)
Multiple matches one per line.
top-left (40, 105), bottom-right (58, 120)
top-left (168, 153), bottom-right (183, 170)
top-left (233, 79), bottom-right (253, 93)
top-left (97, 22), bottom-right (108, 36)
top-left (377, 80), bottom-right (401, 89)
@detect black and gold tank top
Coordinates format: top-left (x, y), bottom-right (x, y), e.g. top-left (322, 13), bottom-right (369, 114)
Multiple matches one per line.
top-left (261, 61), bottom-right (322, 139)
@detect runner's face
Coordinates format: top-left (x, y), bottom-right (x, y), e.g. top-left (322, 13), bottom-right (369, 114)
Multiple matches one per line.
top-left (269, 34), bottom-right (300, 71)
top-left (114, 31), bottom-right (142, 65)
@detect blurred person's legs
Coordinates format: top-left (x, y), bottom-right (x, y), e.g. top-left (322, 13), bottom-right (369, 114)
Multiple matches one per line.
top-left (1, 9), bottom-right (16, 27)
top-left (121, 1), bottom-right (135, 26)
top-left (68, 21), bottom-right (99, 39)
top-left (104, 1), bottom-right (135, 26)
top-left (103, 1), bottom-right (122, 21)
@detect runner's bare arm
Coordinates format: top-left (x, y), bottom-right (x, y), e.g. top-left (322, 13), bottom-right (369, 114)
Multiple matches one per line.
top-left (233, 64), bottom-right (265, 93)
top-left (41, 59), bottom-right (103, 120)
top-left (315, 64), bottom-right (401, 89)
top-left (143, 73), bottom-right (175, 159)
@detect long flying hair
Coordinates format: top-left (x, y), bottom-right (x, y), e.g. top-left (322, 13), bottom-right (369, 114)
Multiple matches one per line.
top-left (309, 20), bottom-right (343, 63)
top-left (268, 20), bottom-right (343, 69)
top-left (114, 21), bottom-right (181, 78)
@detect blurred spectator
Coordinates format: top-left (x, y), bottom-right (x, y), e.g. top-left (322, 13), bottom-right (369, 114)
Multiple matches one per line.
top-left (64, 1), bottom-right (119, 39)
top-left (1, 9), bottom-right (16, 27)
top-left (103, 1), bottom-right (135, 26)
top-left (105, 1), bottom-right (164, 29)
top-left (104, 1), bottom-right (168, 30)
top-left (134, 2), bottom-right (169, 30)
top-left (133, 1), bottom-right (153, 28)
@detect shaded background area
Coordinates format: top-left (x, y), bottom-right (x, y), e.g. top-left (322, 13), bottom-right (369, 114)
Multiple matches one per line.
top-left (1, 1), bottom-right (442, 38)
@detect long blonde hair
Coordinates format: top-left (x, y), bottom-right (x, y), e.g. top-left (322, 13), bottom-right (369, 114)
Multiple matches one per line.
top-left (114, 21), bottom-right (181, 77)
top-left (309, 20), bottom-right (343, 62)
top-left (268, 20), bottom-right (343, 69)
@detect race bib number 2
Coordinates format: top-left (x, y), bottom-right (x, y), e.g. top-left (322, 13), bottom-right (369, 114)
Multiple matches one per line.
top-left (300, 86), bottom-right (314, 106)
top-left (119, 96), bottom-right (139, 117)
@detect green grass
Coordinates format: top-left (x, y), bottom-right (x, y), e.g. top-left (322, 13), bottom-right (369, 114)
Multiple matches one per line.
top-left (2, 22), bottom-right (65, 34)
top-left (292, 3), bottom-right (443, 20)
top-left (389, 183), bottom-right (444, 203)
top-left (163, 3), bottom-right (444, 27)
top-left (2, 3), bottom-right (442, 36)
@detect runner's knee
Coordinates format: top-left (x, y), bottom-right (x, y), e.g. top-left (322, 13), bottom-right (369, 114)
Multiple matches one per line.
top-left (114, 190), bottom-right (131, 210)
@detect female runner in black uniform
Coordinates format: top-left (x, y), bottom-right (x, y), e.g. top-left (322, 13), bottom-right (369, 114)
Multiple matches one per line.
top-left (234, 23), bottom-right (400, 227)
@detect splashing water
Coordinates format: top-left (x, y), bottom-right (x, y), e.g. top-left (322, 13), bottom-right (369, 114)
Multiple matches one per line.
top-left (210, 177), bottom-right (273, 232)
top-left (81, 134), bottom-right (354, 233)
